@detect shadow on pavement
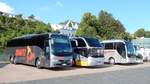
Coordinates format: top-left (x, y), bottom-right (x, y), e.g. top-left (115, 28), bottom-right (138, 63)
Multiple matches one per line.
top-left (49, 67), bottom-right (77, 71)
top-left (17, 63), bottom-right (77, 71)
top-left (117, 63), bottom-right (142, 66)
top-left (75, 64), bottom-right (113, 69)
top-left (0, 62), bottom-right (9, 68)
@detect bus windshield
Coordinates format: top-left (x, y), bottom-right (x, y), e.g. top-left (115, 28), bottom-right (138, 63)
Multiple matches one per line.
top-left (85, 38), bottom-right (102, 47)
top-left (51, 35), bottom-right (72, 55)
top-left (126, 42), bottom-right (135, 57)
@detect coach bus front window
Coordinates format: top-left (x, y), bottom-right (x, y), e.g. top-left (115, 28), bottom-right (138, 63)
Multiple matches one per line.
top-left (85, 38), bottom-right (102, 47)
top-left (126, 42), bottom-right (135, 57)
top-left (51, 35), bottom-right (72, 56)
top-left (84, 38), bottom-right (103, 57)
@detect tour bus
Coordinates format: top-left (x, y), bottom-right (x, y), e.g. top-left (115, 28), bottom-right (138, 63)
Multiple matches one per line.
top-left (101, 40), bottom-right (143, 64)
top-left (137, 47), bottom-right (150, 61)
top-left (132, 38), bottom-right (150, 61)
top-left (6, 33), bottom-right (73, 68)
top-left (70, 37), bottom-right (104, 67)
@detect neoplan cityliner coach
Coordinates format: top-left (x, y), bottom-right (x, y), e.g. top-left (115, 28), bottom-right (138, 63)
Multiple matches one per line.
top-left (6, 33), bottom-right (73, 68)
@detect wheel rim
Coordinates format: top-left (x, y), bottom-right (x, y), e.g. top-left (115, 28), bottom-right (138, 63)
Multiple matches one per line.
top-left (36, 59), bottom-right (41, 68)
top-left (13, 57), bottom-right (17, 64)
top-left (109, 58), bottom-right (115, 64)
top-left (10, 56), bottom-right (14, 64)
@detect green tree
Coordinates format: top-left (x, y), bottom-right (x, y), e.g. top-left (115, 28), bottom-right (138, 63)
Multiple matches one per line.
top-left (76, 12), bottom-right (98, 37)
top-left (0, 13), bottom-right (52, 51)
top-left (134, 28), bottom-right (145, 37)
top-left (97, 10), bottom-right (126, 39)
top-left (76, 10), bottom-right (129, 40)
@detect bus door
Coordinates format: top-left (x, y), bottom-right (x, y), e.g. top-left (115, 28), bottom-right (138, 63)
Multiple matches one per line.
top-left (44, 39), bottom-right (50, 67)
top-left (71, 39), bottom-right (88, 66)
top-left (74, 47), bottom-right (88, 66)
top-left (115, 42), bottom-right (126, 63)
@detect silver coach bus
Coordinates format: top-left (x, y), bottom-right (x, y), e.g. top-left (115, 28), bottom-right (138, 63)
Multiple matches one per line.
top-left (102, 40), bottom-right (143, 64)
top-left (6, 33), bottom-right (73, 68)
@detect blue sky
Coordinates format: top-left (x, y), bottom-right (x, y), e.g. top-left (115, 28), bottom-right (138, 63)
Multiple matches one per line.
top-left (0, 0), bottom-right (150, 33)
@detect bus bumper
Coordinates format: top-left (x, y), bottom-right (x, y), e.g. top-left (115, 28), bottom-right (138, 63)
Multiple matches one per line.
top-left (50, 59), bottom-right (72, 67)
top-left (88, 57), bottom-right (105, 66)
top-left (128, 58), bottom-right (143, 64)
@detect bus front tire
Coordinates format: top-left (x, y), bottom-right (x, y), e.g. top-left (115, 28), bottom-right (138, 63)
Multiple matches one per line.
top-left (10, 56), bottom-right (14, 64)
top-left (109, 58), bottom-right (115, 65)
top-left (10, 56), bottom-right (17, 64)
top-left (72, 59), bottom-right (76, 66)
top-left (35, 59), bottom-right (41, 69)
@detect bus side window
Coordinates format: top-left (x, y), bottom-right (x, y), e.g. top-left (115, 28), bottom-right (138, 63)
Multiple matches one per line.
top-left (105, 43), bottom-right (113, 49)
top-left (101, 43), bottom-right (105, 49)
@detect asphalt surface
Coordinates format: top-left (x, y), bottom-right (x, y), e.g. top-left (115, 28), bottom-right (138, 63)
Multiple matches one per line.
top-left (14, 66), bottom-right (150, 84)
top-left (1, 62), bottom-right (150, 84)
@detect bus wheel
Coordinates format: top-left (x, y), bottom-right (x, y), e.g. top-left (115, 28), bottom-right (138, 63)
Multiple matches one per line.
top-left (13, 57), bottom-right (17, 64)
top-left (35, 59), bottom-right (41, 69)
top-left (72, 59), bottom-right (76, 66)
top-left (109, 58), bottom-right (115, 65)
top-left (10, 56), bottom-right (17, 64)
top-left (10, 56), bottom-right (14, 64)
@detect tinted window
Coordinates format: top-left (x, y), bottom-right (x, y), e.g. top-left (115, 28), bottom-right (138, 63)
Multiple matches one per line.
top-left (71, 40), bottom-right (76, 47)
top-left (76, 38), bottom-right (86, 47)
top-left (104, 43), bottom-right (113, 49)
top-left (84, 38), bottom-right (102, 47)
top-left (116, 42), bottom-right (126, 58)
top-left (51, 35), bottom-right (72, 55)
top-left (7, 39), bottom-right (27, 47)
top-left (126, 42), bottom-right (135, 57)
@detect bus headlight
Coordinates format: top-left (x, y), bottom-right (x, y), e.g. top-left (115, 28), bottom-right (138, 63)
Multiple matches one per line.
top-left (97, 49), bottom-right (101, 53)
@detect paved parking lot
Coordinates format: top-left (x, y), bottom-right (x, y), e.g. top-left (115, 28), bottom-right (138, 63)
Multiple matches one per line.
top-left (18, 66), bottom-right (150, 84)
top-left (1, 62), bottom-right (150, 83)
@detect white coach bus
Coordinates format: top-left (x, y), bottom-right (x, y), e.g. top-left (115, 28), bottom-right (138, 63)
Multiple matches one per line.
top-left (101, 40), bottom-right (143, 64)
top-left (71, 37), bottom-right (104, 67)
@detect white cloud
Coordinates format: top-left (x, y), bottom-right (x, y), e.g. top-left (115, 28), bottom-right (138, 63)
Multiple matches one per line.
top-left (55, 1), bottom-right (63, 7)
top-left (0, 2), bottom-right (14, 13)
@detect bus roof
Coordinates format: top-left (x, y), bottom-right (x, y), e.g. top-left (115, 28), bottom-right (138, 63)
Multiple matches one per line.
top-left (71, 37), bottom-right (100, 40)
top-left (13, 33), bottom-right (49, 40)
top-left (12, 33), bottom-right (66, 40)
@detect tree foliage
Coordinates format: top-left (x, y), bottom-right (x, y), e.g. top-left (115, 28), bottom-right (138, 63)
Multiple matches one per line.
top-left (0, 14), bottom-right (52, 51)
top-left (134, 28), bottom-right (150, 38)
top-left (76, 12), bottom-right (98, 37)
top-left (76, 10), bottom-right (129, 40)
